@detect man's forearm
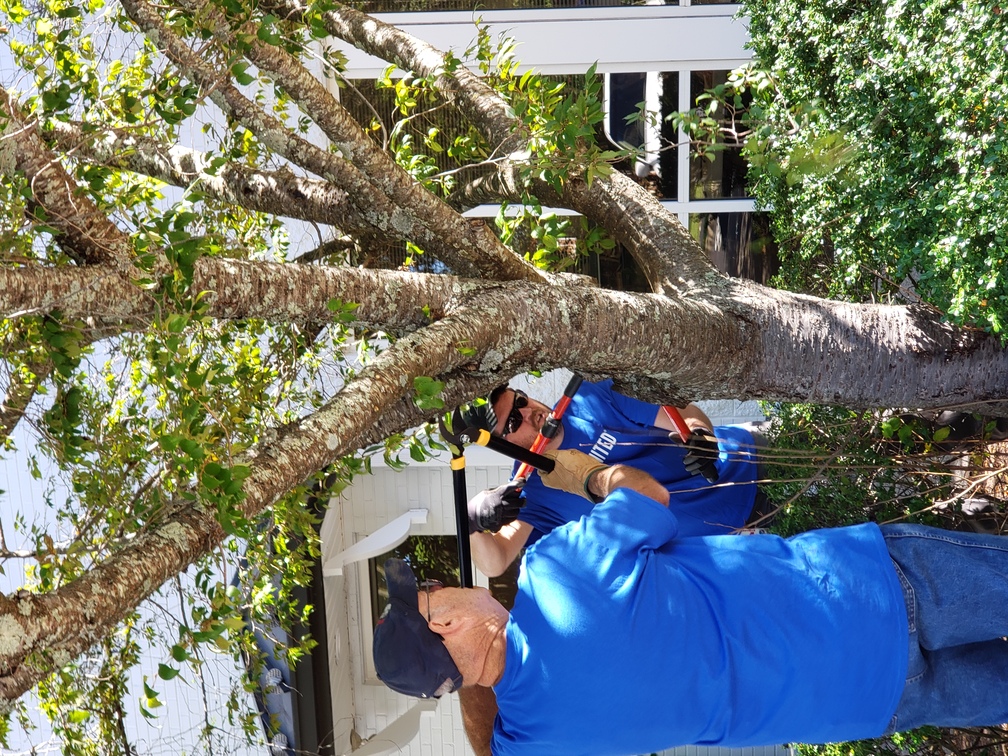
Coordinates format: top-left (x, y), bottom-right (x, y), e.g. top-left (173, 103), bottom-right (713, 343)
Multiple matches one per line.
top-left (587, 465), bottom-right (670, 506)
top-left (469, 531), bottom-right (511, 578)
top-left (458, 686), bottom-right (497, 756)
top-left (469, 520), bottom-right (532, 578)
top-left (678, 403), bottom-right (714, 433)
top-left (655, 403), bottom-right (714, 439)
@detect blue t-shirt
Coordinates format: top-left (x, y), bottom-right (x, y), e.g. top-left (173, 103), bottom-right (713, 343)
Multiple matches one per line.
top-left (518, 379), bottom-right (759, 542)
top-left (492, 489), bottom-right (908, 755)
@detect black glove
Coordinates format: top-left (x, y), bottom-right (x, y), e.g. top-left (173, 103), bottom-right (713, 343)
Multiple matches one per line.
top-left (439, 409), bottom-right (483, 451)
top-left (467, 482), bottom-right (525, 534)
top-left (682, 428), bottom-right (720, 483)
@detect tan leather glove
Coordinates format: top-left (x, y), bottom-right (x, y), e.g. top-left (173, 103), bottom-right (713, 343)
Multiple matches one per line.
top-left (540, 450), bottom-right (608, 502)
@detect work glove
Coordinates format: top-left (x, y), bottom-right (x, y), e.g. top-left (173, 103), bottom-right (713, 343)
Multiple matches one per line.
top-left (539, 449), bottom-right (608, 502)
top-left (682, 428), bottom-right (720, 483)
top-left (468, 482), bottom-right (525, 533)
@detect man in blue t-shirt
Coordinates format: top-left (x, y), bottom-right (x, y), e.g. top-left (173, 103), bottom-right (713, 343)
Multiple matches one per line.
top-left (374, 450), bottom-right (1008, 755)
top-left (461, 379), bottom-right (764, 577)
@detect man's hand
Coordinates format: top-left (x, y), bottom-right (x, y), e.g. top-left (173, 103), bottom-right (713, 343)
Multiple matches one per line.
top-left (468, 482), bottom-right (525, 533)
top-left (682, 428), bottom-right (720, 483)
top-left (539, 450), bottom-right (608, 502)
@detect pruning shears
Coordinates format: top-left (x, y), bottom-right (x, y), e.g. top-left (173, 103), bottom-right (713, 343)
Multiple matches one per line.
top-left (512, 373), bottom-right (584, 483)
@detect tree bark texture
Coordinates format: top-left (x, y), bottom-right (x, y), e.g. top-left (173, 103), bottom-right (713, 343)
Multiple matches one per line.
top-left (4, 262), bottom-right (1008, 411)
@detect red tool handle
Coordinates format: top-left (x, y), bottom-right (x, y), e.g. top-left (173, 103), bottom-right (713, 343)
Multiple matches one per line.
top-left (514, 375), bottom-right (583, 481)
top-left (662, 405), bottom-right (693, 441)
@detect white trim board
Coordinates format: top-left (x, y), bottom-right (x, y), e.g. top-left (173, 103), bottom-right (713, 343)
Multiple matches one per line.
top-left (340, 6), bottom-right (752, 78)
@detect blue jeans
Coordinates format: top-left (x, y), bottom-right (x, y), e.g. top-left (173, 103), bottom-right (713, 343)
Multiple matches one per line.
top-left (881, 523), bottom-right (1008, 733)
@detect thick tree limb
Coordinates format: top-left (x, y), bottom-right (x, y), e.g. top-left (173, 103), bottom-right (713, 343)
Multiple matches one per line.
top-left (0, 259), bottom-right (455, 330)
top-left (5, 260), bottom-right (1008, 412)
top-left (0, 87), bottom-right (131, 267)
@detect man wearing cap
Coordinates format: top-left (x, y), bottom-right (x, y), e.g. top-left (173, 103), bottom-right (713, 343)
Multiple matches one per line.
top-left (375, 449), bottom-right (1008, 755)
top-left (459, 379), bottom-right (766, 577)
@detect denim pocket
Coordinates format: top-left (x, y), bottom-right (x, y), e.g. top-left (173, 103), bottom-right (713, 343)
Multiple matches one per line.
top-left (890, 559), bottom-right (925, 683)
top-left (890, 559), bottom-right (916, 634)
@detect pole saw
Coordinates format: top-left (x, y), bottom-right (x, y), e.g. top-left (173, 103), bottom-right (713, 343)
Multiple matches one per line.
top-left (438, 410), bottom-right (556, 588)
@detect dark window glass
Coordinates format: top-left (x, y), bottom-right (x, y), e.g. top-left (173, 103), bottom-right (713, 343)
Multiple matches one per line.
top-left (689, 211), bottom-right (779, 284)
top-left (369, 534), bottom-right (520, 629)
top-left (606, 72), bottom-right (647, 150)
top-left (657, 71), bottom-right (680, 200)
top-left (689, 70), bottom-right (751, 200)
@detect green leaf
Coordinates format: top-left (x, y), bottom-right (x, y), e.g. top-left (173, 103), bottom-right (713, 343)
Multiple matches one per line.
top-left (66, 709), bottom-right (89, 724)
top-left (157, 663), bottom-right (180, 681)
top-left (257, 17), bottom-right (280, 45)
top-left (158, 434), bottom-right (180, 451)
top-left (230, 61), bottom-right (255, 86)
top-left (412, 376), bottom-right (445, 410)
top-left (409, 441), bottom-right (426, 462)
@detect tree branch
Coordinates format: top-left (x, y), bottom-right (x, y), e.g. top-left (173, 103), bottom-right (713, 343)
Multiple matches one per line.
top-left (0, 258), bottom-right (455, 330)
top-left (0, 87), bottom-right (131, 267)
top-left (45, 120), bottom-right (369, 233)
top-left (183, 0), bottom-right (541, 283)
top-left (276, 1), bottom-right (714, 293)
top-left (0, 344), bottom-right (51, 443)
top-left (118, 0), bottom-right (541, 281)
top-left (5, 259), bottom-right (1008, 412)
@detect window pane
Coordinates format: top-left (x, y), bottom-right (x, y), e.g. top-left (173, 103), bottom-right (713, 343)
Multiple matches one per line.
top-left (657, 72), bottom-right (680, 200)
top-left (689, 212), bottom-right (779, 284)
top-left (369, 535), bottom-right (460, 629)
top-left (606, 72), bottom-right (647, 150)
top-left (367, 534), bottom-right (521, 621)
top-left (689, 71), bottom-right (750, 199)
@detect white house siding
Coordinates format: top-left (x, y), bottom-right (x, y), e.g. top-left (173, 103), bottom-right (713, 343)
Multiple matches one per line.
top-left (325, 459), bottom-right (508, 755)
top-left (339, 5), bottom-right (751, 78)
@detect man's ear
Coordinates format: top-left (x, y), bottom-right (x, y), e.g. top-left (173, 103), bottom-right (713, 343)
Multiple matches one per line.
top-left (428, 610), bottom-right (457, 636)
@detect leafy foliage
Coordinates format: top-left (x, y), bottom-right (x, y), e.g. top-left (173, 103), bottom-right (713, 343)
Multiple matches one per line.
top-left (739, 0), bottom-right (1008, 335)
top-left (763, 404), bottom-right (960, 536)
top-left (370, 24), bottom-right (623, 271)
top-left (0, 0), bottom-right (627, 746)
top-left (0, 0), bottom-right (380, 746)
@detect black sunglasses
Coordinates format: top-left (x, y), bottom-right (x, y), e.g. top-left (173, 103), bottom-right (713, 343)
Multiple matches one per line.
top-left (502, 389), bottom-right (528, 437)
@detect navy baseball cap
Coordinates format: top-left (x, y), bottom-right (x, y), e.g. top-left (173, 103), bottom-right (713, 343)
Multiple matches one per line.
top-left (372, 559), bottom-right (463, 699)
